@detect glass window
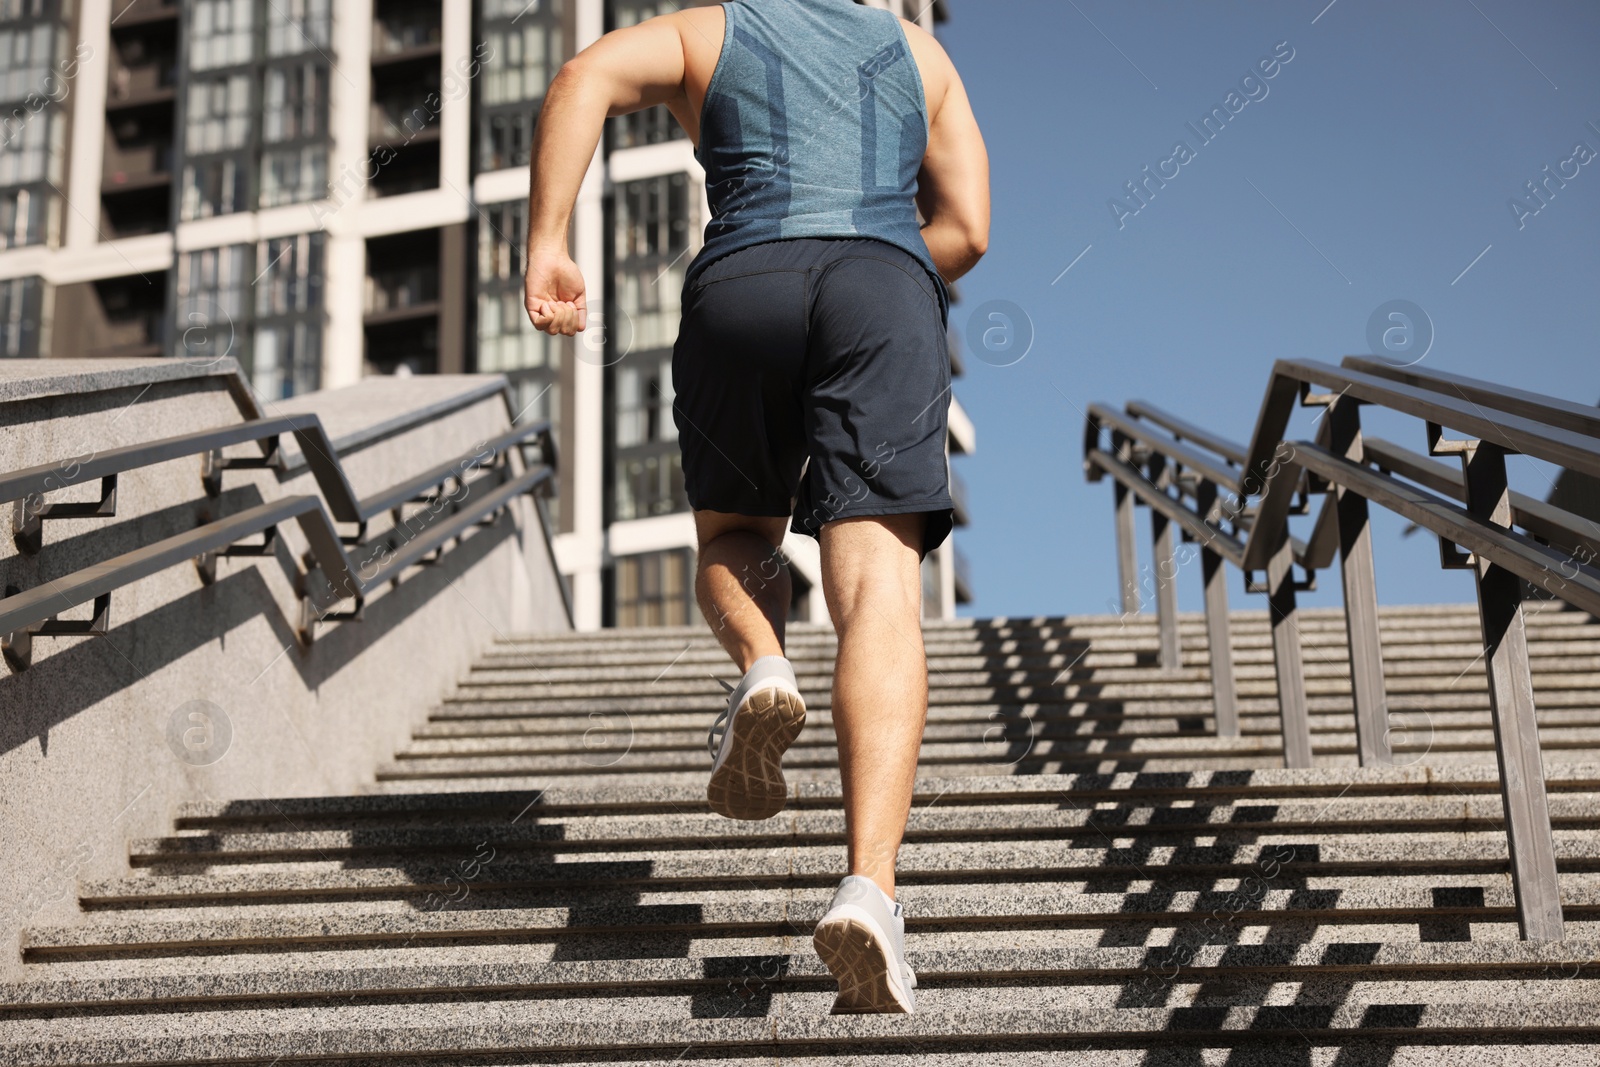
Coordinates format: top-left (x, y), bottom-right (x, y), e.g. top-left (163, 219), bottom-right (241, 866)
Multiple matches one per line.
top-left (616, 172), bottom-right (689, 260)
top-left (0, 24), bottom-right (53, 101)
top-left (253, 318), bottom-right (321, 398)
top-left (0, 187), bottom-right (49, 248)
top-left (475, 0), bottom-right (562, 172)
top-left (259, 144), bottom-right (326, 207)
top-left (258, 60), bottom-right (328, 207)
top-left (475, 199), bottom-right (560, 392)
top-left (607, 1), bottom-right (685, 150)
top-left (477, 199), bottom-right (524, 282)
top-left (614, 549), bottom-right (698, 628)
top-left (0, 275), bottom-right (42, 358)
top-left (181, 156), bottom-right (247, 220)
top-left (189, 0), bottom-right (255, 72)
top-left (174, 244), bottom-right (251, 367)
top-left (265, 0), bottom-right (331, 57)
top-left (0, 103), bottom-right (53, 185)
top-left (262, 62), bottom-right (327, 142)
top-left (253, 231), bottom-right (323, 397)
top-left (614, 173), bottom-right (689, 352)
top-left (615, 354), bottom-right (674, 449)
top-left (255, 231), bottom-right (323, 318)
top-left (184, 74), bottom-right (251, 154)
top-left (178, 2), bottom-right (334, 217)
top-left (481, 22), bottom-right (557, 107)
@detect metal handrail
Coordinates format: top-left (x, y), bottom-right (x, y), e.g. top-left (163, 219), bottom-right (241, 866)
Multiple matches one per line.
top-left (0, 464), bottom-right (555, 666)
top-left (1364, 436), bottom-right (1600, 561)
top-left (1085, 358), bottom-right (1600, 942)
top-left (0, 414), bottom-right (363, 527)
top-left (353, 421), bottom-right (553, 521)
top-left (1242, 359), bottom-right (1600, 493)
top-left (1346, 357), bottom-right (1600, 439)
top-left (2, 376), bottom-right (562, 669)
top-left (1125, 399), bottom-right (1248, 466)
top-left (278, 378), bottom-right (512, 474)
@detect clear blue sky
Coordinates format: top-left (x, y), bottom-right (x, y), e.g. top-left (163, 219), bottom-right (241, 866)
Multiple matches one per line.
top-left (941, 0), bottom-right (1600, 619)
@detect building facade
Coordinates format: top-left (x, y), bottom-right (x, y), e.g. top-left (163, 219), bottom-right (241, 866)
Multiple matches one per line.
top-left (0, 0), bottom-right (974, 628)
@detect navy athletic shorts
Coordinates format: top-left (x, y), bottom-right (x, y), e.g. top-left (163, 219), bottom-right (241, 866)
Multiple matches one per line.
top-left (671, 237), bottom-right (954, 559)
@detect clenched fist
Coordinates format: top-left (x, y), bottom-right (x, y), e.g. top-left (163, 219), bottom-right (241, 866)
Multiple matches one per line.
top-left (525, 246), bottom-right (588, 336)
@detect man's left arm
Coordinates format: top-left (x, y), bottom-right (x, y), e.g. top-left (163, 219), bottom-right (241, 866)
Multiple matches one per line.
top-left (524, 16), bottom-right (690, 336)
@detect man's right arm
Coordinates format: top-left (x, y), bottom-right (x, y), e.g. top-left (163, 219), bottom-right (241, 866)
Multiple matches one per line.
top-left (902, 21), bottom-right (989, 284)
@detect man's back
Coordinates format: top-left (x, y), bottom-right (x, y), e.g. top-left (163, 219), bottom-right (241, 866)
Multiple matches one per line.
top-left (676, 0), bottom-right (944, 311)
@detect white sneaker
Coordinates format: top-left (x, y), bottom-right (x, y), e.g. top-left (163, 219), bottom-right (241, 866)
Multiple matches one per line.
top-left (706, 655), bottom-right (806, 821)
top-left (812, 874), bottom-right (917, 1014)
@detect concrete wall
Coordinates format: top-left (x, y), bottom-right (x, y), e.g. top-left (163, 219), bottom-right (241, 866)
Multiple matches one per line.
top-left (0, 360), bottom-right (571, 976)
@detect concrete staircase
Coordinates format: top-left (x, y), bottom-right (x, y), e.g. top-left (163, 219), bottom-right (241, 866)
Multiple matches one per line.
top-left (6, 604), bottom-right (1600, 1062)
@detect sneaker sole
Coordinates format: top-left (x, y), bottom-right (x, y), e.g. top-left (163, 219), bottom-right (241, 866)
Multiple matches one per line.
top-left (706, 687), bottom-right (805, 821)
top-left (812, 915), bottom-right (913, 1014)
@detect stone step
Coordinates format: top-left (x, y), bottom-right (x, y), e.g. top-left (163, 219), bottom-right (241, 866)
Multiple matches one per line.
top-left (72, 830), bottom-right (1600, 911)
top-left (0, 1050), bottom-right (1572, 1067)
top-left (33, 870), bottom-right (1600, 950)
top-left (32, 875), bottom-right (1600, 960)
top-left (373, 727), bottom-right (1600, 780)
top-left (449, 665), bottom-right (1600, 698)
top-left (406, 704), bottom-right (1600, 741)
top-left (433, 687), bottom-right (1600, 717)
top-left (463, 654), bottom-right (1600, 689)
top-left (393, 721), bottom-right (1600, 760)
top-left (488, 631), bottom-right (1600, 668)
top-left (5, 998), bottom-right (1600, 1063)
top-left (123, 793), bottom-right (1600, 870)
top-left (439, 676), bottom-right (1600, 703)
top-left (163, 766), bottom-right (1600, 823)
top-left (492, 617), bottom-right (1593, 652)
top-left (5, 940), bottom-right (1600, 1016)
top-left (489, 606), bottom-right (1590, 643)
top-left (15, 606), bottom-right (1600, 1067)
top-left (359, 750), bottom-right (1600, 791)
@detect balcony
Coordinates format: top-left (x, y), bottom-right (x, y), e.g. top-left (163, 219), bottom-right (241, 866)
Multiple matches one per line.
top-left (612, 440), bottom-right (688, 523)
top-left (372, 0), bottom-right (441, 58)
top-left (47, 274), bottom-right (168, 359)
top-left (950, 465), bottom-right (970, 527)
top-left (109, 0), bottom-right (179, 28)
top-left (106, 22), bottom-right (178, 106)
top-left (101, 17), bottom-right (177, 239)
top-left (365, 266), bottom-right (439, 322)
top-left (953, 543), bottom-right (973, 605)
top-left (364, 230), bottom-right (441, 375)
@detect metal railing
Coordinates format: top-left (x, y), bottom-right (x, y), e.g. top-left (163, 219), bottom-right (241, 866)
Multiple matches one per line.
top-left (1084, 356), bottom-right (1600, 942)
top-left (1, 374), bottom-right (563, 671)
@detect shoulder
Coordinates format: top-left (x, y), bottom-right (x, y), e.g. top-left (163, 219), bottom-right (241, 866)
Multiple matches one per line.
top-left (896, 17), bottom-right (954, 116)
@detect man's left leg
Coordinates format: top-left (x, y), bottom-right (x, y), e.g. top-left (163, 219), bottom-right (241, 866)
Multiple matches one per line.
top-left (696, 510), bottom-right (807, 821)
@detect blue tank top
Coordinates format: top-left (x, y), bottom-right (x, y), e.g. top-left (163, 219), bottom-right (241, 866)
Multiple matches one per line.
top-left (687, 0), bottom-right (948, 322)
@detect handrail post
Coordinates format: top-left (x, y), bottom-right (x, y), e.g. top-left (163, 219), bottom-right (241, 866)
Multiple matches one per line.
top-left (1148, 454), bottom-right (1181, 671)
top-left (1456, 439), bottom-right (1564, 941)
top-left (1326, 399), bottom-right (1392, 766)
top-left (1113, 435), bottom-right (1140, 615)
top-left (1195, 482), bottom-right (1238, 738)
top-left (1264, 534), bottom-right (1314, 768)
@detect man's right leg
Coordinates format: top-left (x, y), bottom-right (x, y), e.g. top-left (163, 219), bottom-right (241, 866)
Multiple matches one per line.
top-left (693, 510), bottom-right (791, 673)
top-left (820, 513), bottom-right (929, 902)
top-left (695, 510), bottom-right (807, 822)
